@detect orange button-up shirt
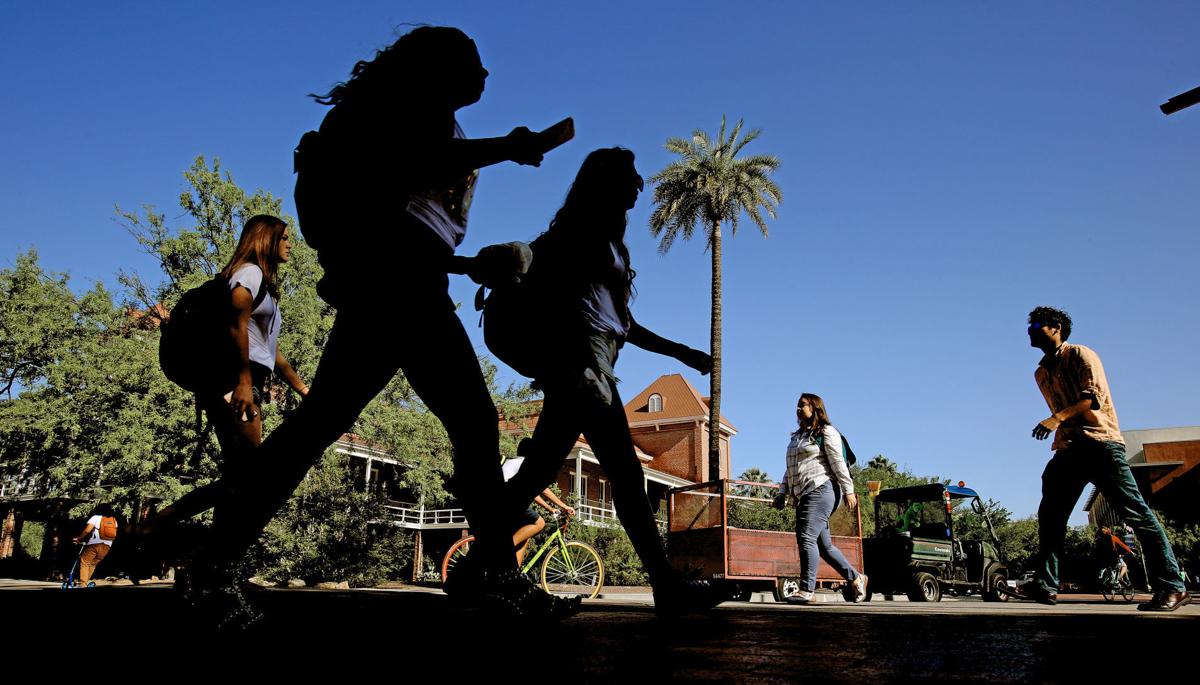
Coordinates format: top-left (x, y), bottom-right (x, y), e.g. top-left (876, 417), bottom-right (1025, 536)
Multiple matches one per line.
top-left (1035, 343), bottom-right (1124, 450)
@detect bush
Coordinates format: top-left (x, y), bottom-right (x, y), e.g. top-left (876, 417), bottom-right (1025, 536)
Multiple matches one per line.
top-left (249, 450), bottom-right (413, 587)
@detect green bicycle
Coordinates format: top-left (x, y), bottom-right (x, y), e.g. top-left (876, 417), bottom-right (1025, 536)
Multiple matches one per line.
top-left (441, 513), bottom-right (605, 599)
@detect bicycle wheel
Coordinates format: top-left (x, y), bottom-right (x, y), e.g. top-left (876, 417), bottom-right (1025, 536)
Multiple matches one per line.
top-left (442, 535), bottom-right (475, 584)
top-left (1100, 571), bottom-right (1115, 602)
top-left (1119, 578), bottom-right (1135, 602)
top-left (540, 541), bottom-right (604, 599)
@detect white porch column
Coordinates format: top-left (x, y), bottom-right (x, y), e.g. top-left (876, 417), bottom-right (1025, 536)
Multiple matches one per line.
top-left (363, 457), bottom-right (372, 487)
top-left (575, 451), bottom-right (583, 502)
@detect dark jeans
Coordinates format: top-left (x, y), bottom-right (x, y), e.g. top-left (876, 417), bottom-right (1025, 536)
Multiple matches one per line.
top-left (199, 227), bottom-right (513, 573)
top-left (1034, 439), bottom-right (1184, 593)
top-left (795, 480), bottom-right (859, 592)
top-left (503, 366), bottom-right (672, 586)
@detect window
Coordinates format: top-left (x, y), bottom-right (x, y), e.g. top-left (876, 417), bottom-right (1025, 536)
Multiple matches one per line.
top-left (648, 393), bottom-right (663, 413)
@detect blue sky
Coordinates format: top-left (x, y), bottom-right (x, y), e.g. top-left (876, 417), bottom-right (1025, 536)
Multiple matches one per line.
top-left (3, 2), bottom-right (1198, 524)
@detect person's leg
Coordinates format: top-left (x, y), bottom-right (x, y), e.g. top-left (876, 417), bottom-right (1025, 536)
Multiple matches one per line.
top-left (1087, 441), bottom-right (1185, 593)
top-left (201, 305), bottom-right (408, 569)
top-left (795, 483), bottom-right (834, 592)
top-left (149, 393), bottom-right (262, 533)
top-left (513, 515), bottom-right (545, 567)
top-left (1033, 447), bottom-right (1090, 593)
top-left (815, 499), bottom-right (859, 582)
top-left (577, 384), bottom-right (673, 584)
top-left (79, 544), bottom-right (109, 583)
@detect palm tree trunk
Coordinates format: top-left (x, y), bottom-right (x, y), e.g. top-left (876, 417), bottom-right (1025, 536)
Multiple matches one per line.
top-left (708, 220), bottom-right (722, 482)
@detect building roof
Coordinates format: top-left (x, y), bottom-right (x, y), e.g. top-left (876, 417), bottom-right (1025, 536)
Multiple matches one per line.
top-left (624, 374), bottom-right (737, 433)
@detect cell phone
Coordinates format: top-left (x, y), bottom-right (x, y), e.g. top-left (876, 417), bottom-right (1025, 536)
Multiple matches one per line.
top-left (533, 117), bottom-right (575, 154)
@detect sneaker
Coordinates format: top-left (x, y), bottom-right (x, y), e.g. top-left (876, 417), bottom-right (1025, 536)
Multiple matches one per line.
top-left (653, 578), bottom-right (735, 618)
top-left (784, 590), bottom-right (816, 605)
top-left (852, 573), bottom-right (869, 602)
top-left (1000, 580), bottom-right (1057, 605)
top-left (1138, 590), bottom-right (1191, 612)
top-left (479, 568), bottom-right (582, 621)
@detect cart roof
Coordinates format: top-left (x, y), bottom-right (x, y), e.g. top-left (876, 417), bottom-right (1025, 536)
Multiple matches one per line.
top-left (875, 483), bottom-right (979, 502)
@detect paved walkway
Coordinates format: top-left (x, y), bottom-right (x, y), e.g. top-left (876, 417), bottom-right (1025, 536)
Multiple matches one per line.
top-left (2, 580), bottom-right (1194, 681)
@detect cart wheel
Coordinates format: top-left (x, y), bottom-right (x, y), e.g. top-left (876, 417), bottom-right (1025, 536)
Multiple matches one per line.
top-left (773, 577), bottom-right (803, 602)
top-left (907, 572), bottom-right (941, 602)
top-left (983, 572), bottom-right (1008, 602)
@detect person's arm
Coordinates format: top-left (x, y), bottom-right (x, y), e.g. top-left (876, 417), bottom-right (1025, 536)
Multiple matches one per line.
top-left (273, 351), bottom-right (308, 397)
top-left (1032, 399), bottom-right (1092, 440)
top-left (72, 522), bottom-right (95, 544)
top-left (540, 488), bottom-right (575, 517)
top-left (822, 425), bottom-right (857, 509)
top-left (227, 285), bottom-right (256, 420)
top-left (626, 320), bottom-right (712, 375)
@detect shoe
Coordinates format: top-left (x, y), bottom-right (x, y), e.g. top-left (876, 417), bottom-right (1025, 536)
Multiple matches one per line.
top-left (852, 573), bottom-right (869, 602)
top-left (479, 568), bottom-right (582, 621)
top-left (1000, 580), bottom-right (1057, 605)
top-left (653, 578), bottom-right (735, 618)
top-left (784, 590), bottom-right (816, 605)
top-left (1138, 590), bottom-right (1191, 612)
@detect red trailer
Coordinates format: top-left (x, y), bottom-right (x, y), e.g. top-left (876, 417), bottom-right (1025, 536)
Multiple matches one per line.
top-left (667, 479), bottom-right (863, 601)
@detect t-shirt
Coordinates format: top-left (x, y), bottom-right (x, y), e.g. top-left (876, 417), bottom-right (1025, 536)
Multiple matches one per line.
top-left (86, 515), bottom-right (113, 547)
top-left (228, 264), bottom-right (281, 370)
top-left (580, 242), bottom-right (630, 338)
top-left (501, 456), bottom-right (524, 483)
top-left (406, 121), bottom-right (477, 251)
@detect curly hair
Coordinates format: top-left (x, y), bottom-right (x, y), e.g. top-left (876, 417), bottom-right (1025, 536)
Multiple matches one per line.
top-left (310, 25), bottom-right (475, 107)
top-left (1028, 306), bottom-right (1073, 341)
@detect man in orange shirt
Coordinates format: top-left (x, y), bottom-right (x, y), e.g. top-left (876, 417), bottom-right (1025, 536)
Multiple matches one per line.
top-left (1006, 306), bottom-right (1188, 612)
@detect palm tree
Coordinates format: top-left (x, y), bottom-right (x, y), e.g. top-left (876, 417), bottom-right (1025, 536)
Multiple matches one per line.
top-left (649, 116), bottom-right (781, 481)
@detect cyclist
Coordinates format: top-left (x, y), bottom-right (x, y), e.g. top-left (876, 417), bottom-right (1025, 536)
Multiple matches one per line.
top-left (503, 440), bottom-right (575, 566)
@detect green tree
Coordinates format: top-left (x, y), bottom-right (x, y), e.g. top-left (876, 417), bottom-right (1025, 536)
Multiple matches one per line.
top-left (648, 117), bottom-right (781, 480)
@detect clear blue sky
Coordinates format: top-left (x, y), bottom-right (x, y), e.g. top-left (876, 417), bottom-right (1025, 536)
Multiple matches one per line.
top-left (3, 1), bottom-right (1198, 524)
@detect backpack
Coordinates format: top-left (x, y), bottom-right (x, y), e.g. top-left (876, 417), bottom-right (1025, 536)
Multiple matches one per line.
top-left (159, 276), bottom-right (267, 395)
top-left (816, 430), bottom-right (858, 466)
top-left (473, 239), bottom-right (563, 380)
top-left (98, 516), bottom-right (118, 541)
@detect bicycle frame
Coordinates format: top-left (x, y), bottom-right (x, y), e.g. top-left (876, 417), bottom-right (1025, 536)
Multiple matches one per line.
top-left (520, 515), bottom-right (576, 575)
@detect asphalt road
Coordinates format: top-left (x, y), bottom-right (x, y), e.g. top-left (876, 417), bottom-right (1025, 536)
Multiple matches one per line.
top-left (2, 580), bottom-right (1194, 682)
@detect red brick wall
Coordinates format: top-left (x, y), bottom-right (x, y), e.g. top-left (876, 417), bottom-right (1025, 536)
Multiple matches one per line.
top-left (632, 425), bottom-right (702, 481)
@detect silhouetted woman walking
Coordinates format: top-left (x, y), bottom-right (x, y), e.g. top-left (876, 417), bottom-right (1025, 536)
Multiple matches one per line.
top-left (497, 148), bottom-right (725, 615)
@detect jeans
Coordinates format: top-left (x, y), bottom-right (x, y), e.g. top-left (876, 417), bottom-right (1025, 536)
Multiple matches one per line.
top-left (1035, 439), bottom-right (1184, 593)
top-left (795, 480), bottom-right (859, 592)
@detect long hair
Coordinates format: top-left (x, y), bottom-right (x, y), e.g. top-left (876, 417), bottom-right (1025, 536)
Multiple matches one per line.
top-left (220, 215), bottom-right (287, 298)
top-left (311, 25), bottom-right (476, 107)
top-left (796, 392), bottom-right (832, 434)
top-left (543, 147), bottom-right (640, 316)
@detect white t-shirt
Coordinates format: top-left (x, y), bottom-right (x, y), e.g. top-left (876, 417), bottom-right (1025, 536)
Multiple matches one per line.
top-left (228, 264), bottom-right (281, 370)
top-left (86, 515), bottom-right (113, 547)
top-left (406, 121), bottom-right (477, 250)
top-left (501, 456), bottom-right (524, 483)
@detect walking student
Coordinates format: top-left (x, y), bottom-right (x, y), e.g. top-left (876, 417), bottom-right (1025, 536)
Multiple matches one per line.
top-left (493, 147), bottom-right (726, 616)
top-left (776, 393), bottom-right (867, 604)
top-left (185, 26), bottom-right (569, 619)
top-left (1007, 306), bottom-right (1188, 611)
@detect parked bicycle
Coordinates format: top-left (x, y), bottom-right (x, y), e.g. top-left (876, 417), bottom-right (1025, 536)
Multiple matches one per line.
top-left (1098, 555), bottom-right (1135, 602)
top-left (442, 512), bottom-right (605, 599)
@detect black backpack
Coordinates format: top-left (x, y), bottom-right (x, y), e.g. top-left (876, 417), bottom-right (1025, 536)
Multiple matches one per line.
top-left (159, 276), bottom-right (266, 395)
top-left (474, 237), bottom-right (571, 381)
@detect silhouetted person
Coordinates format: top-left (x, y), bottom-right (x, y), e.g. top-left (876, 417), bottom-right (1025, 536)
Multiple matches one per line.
top-left (1006, 306), bottom-right (1188, 611)
top-left (151, 216), bottom-right (307, 533)
top-left (184, 26), bottom-right (569, 619)
top-left (493, 147), bottom-right (728, 616)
